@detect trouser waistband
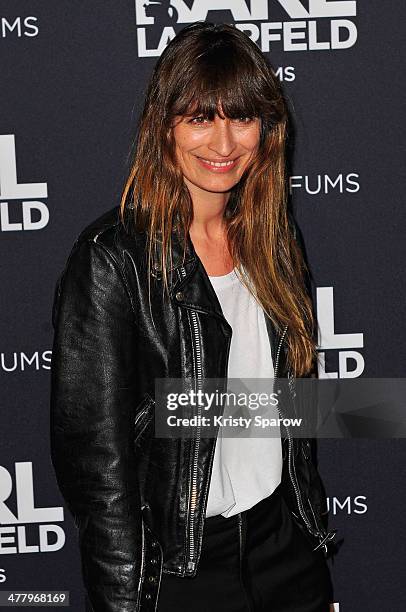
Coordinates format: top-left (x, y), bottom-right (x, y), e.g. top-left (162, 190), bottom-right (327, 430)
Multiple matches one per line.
top-left (204, 483), bottom-right (283, 529)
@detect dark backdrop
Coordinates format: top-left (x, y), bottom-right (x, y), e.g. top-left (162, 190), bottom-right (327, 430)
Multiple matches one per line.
top-left (1, 2), bottom-right (405, 610)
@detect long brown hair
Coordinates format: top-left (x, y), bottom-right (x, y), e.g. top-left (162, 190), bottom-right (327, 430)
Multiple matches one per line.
top-left (119, 22), bottom-right (317, 376)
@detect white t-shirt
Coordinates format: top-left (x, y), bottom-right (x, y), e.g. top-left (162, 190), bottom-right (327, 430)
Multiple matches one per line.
top-left (205, 267), bottom-right (283, 518)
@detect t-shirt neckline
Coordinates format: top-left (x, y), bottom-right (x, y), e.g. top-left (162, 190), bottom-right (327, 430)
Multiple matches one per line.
top-left (208, 267), bottom-right (239, 288)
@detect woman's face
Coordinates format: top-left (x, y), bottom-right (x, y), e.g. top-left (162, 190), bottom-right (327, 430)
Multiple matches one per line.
top-left (172, 107), bottom-right (261, 196)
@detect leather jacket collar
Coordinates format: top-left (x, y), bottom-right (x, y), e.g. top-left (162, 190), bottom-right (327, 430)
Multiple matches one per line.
top-left (148, 225), bottom-right (285, 364)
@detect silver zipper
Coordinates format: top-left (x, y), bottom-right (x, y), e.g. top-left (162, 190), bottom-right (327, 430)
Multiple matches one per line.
top-left (237, 513), bottom-right (243, 573)
top-left (178, 266), bottom-right (202, 573)
top-left (238, 512), bottom-right (255, 612)
top-left (273, 325), bottom-right (318, 537)
top-left (177, 275), bottom-right (331, 567)
top-left (274, 326), bottom-right (337, 553)
top-left (237, 513), bottom-right (244, 604)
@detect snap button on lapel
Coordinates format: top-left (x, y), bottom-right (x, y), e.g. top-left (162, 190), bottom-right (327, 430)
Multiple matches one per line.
top-left (175, 291), bottom-right (184, 301)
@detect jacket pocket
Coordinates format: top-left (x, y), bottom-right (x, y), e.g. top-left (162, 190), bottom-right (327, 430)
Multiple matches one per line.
top-left (134, 393), bottom-right (155, 447)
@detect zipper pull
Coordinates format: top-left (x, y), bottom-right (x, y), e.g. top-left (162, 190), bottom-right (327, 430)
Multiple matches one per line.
top-left (313, 529), bottom-right (337, 554)
top-left (187, 560), bottom-right (196, 571)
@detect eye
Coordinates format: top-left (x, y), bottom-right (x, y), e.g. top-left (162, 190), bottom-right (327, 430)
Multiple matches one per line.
top-left (234, 116), bottom-right (255, 124)
top-left (189, 115), bottom-right (209, 125)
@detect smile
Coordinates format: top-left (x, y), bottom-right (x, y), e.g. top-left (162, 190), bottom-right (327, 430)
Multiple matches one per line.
top-left (196, 156), bottom-right (239, 172)
top-left (201, 158), bottom-right (235, 167)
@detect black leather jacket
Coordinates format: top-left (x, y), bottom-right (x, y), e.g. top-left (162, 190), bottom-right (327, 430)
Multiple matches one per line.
top-left (50, 205), bottom-right (337, 612)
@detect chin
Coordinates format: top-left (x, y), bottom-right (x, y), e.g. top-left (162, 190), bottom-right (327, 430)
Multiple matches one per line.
top-left (200, 178), bottom-right (239, 192)
top-left (202, 184), bottom-right (236, 194)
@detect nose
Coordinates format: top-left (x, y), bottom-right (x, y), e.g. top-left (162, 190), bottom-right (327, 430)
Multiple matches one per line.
top-left (207, 118), bottom-right (237, 158)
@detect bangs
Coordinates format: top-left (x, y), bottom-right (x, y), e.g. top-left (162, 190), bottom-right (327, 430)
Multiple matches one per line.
top-left (167, 39), bottom-right (280, 124)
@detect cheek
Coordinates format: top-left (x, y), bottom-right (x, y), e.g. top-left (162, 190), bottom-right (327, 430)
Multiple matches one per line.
top-left (174, 140), bottom-right (195, 176)
top-left (174, 136), bottom-right (190, 167)
top-left (243, 126), bottom-right (261, 151)
top-left (175, 133), bottom-right (195, 158)
top-left (173, 126), bottom-right (189, 153)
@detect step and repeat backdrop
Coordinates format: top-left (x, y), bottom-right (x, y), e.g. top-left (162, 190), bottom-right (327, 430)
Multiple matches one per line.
top-left (1, 2), bottom-right (405, 610)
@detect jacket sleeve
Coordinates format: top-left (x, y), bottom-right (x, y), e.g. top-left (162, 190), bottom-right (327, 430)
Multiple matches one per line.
top-left (50, 238), bottom-right (143, 611)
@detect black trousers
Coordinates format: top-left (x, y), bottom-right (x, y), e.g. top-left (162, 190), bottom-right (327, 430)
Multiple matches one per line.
top-left (157, 484), bottom-right (334, 611)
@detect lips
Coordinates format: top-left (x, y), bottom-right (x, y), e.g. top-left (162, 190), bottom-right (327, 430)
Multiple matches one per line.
top-left (196, 156), bottom-right (239, 172)
top-left (200, 158), bottom-right (235, 167)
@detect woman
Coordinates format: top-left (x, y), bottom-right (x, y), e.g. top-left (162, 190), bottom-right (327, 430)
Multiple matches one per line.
top-left (50, 22), bottom-right (337, 612)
